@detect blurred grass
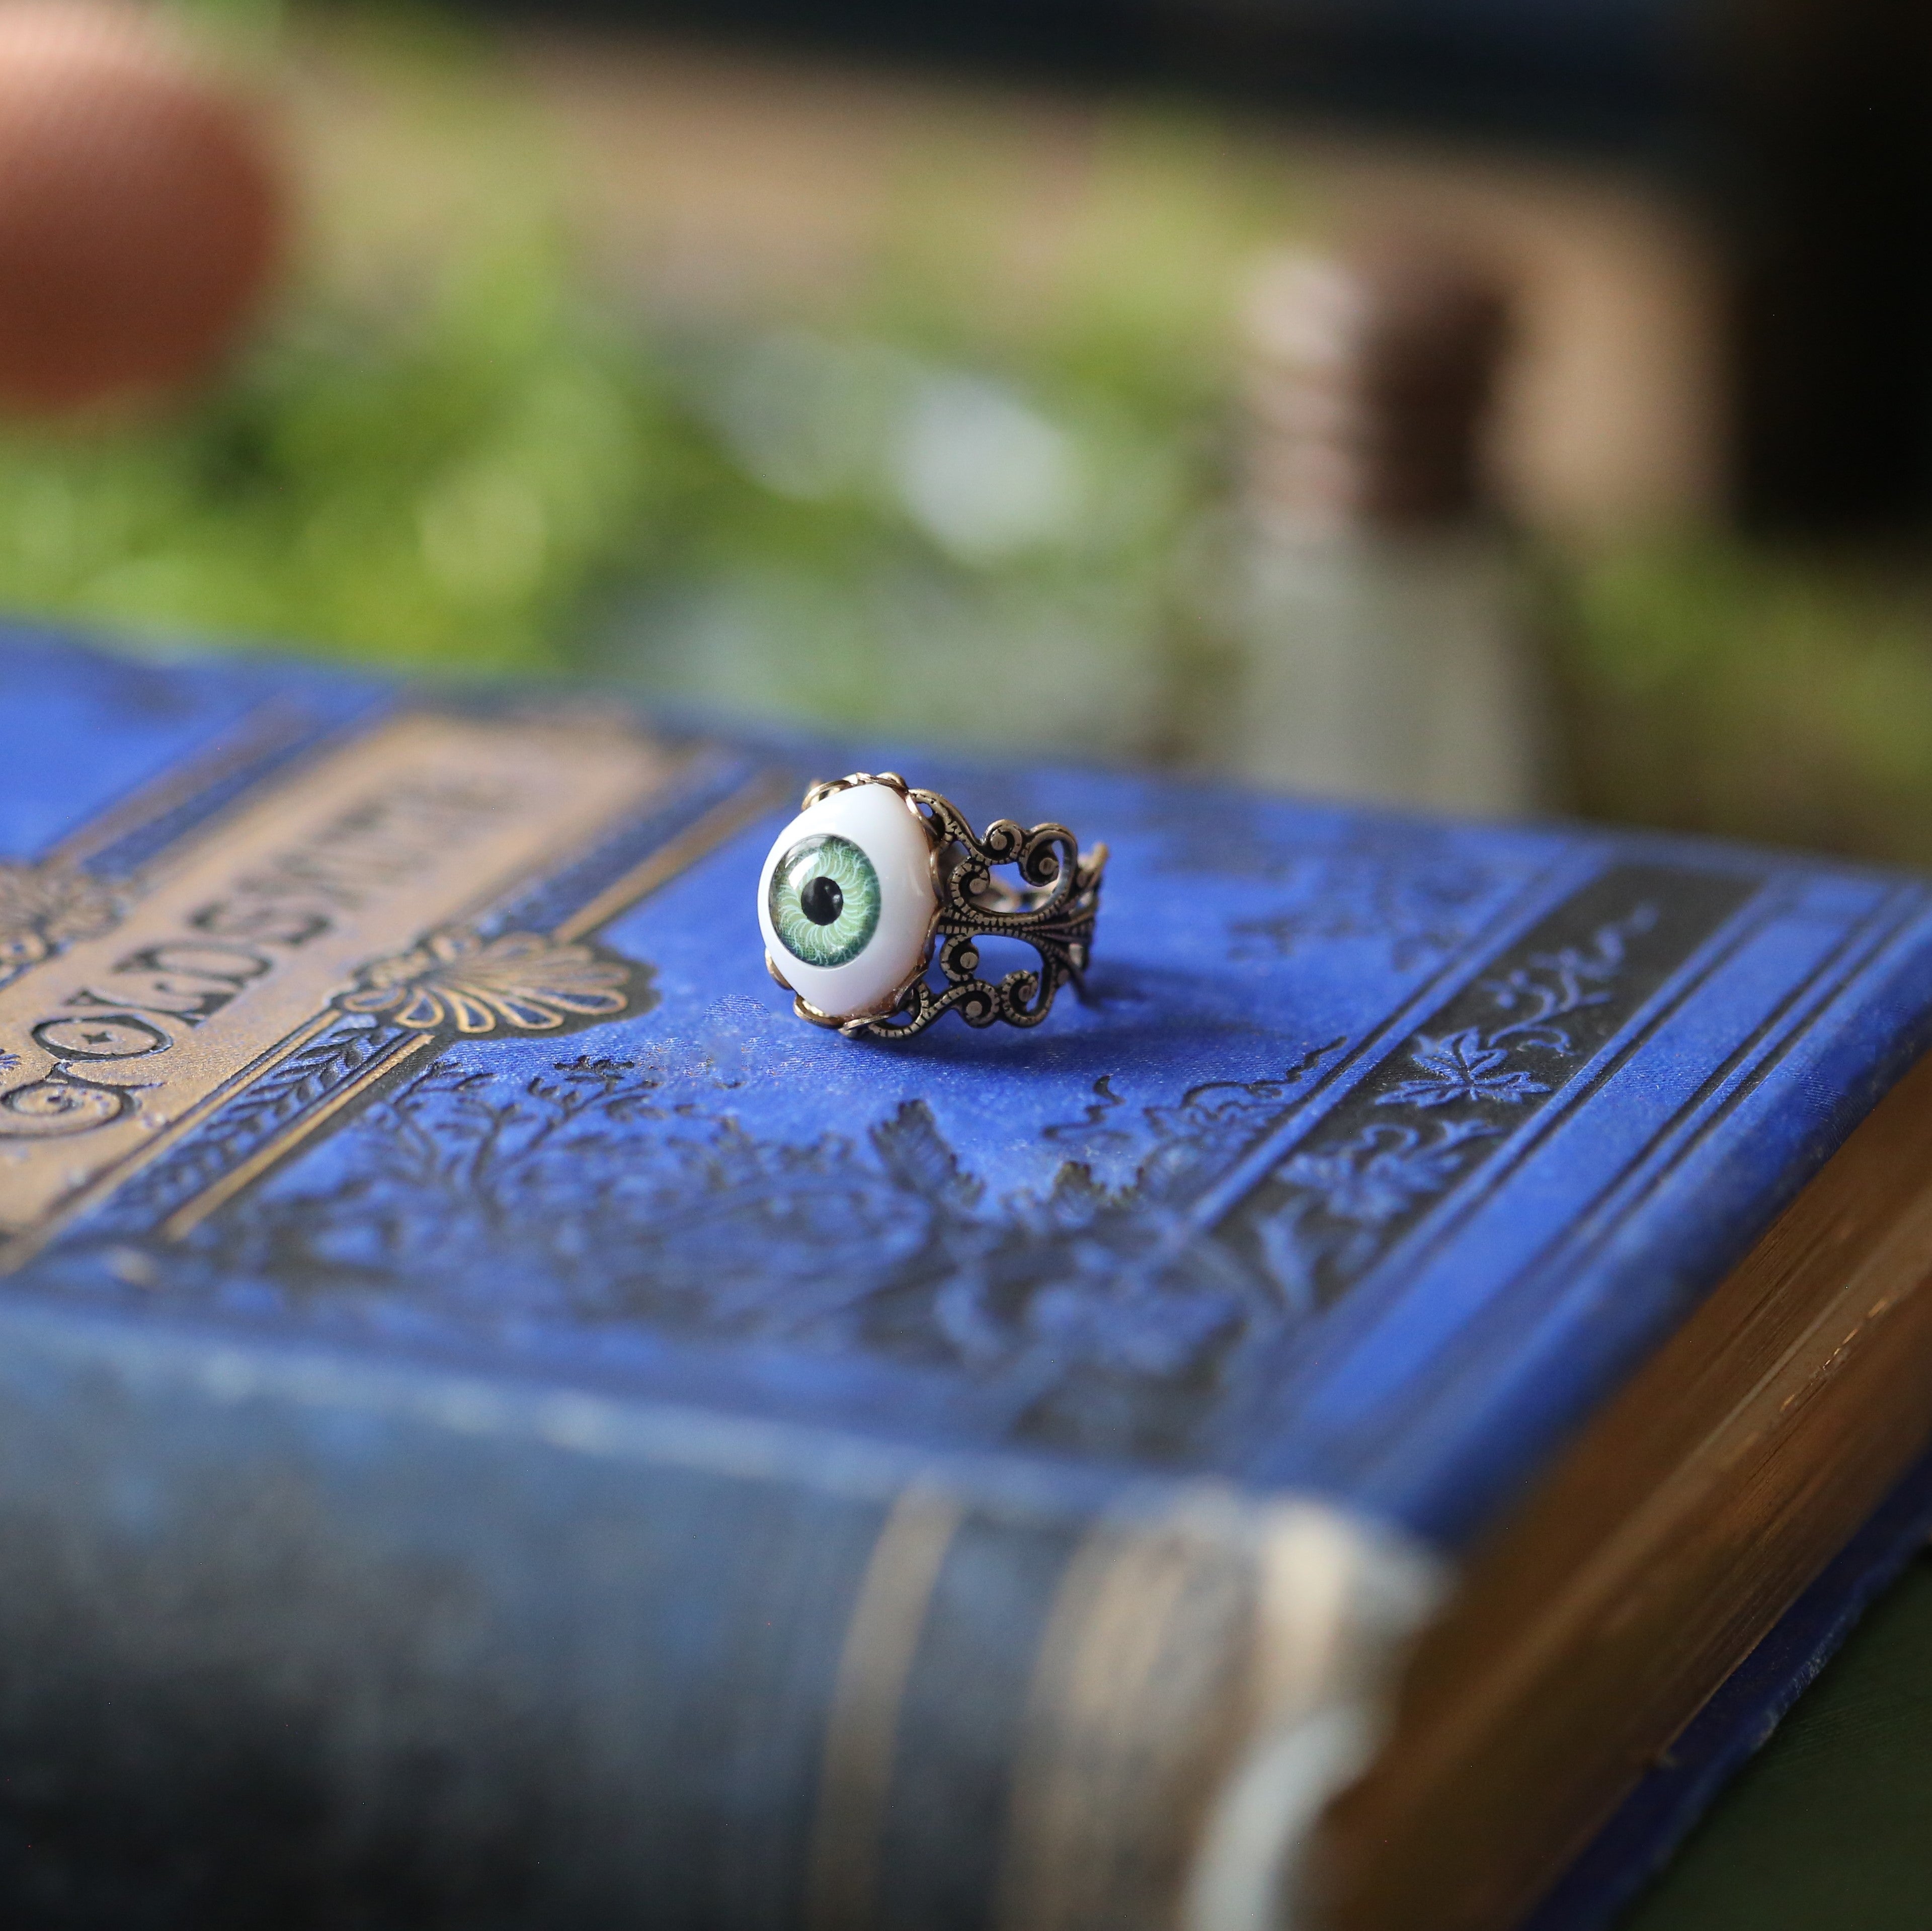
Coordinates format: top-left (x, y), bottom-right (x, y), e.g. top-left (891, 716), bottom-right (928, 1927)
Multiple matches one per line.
top-left (0, 6), bottom-right (678, 673)
top-left (0, 242), bottom-right (671, 671)
top-left (1560, 542), bottom-right (1932, 866)
top-left (0, 4), bottom-right (1277, 721)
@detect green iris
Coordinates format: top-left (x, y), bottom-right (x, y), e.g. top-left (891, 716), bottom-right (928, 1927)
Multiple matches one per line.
top-left (769, 833), bottom-right (882, 968)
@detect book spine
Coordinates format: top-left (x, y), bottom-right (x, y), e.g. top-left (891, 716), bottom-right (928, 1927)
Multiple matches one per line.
top-left (0, 1299), bottom-right (1433, 1930)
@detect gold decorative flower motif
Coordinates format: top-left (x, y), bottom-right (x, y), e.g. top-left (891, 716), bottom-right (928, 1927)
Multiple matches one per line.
top-left (0, 861), bottom-right (123, 981)
top-left (339, 929), bottom-right (631, 1035)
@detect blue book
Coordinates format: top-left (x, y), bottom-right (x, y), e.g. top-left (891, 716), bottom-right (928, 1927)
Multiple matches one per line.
top-left (3, 625), bottom-right (1931, 1931)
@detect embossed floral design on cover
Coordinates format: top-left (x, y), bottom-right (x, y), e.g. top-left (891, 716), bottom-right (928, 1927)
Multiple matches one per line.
top-left (2, 629), bottom-right (1931, 1931)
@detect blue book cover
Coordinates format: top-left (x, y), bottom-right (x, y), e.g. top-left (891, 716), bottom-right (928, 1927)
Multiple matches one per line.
top-left (2, 625), bottom-right (1930, 1930)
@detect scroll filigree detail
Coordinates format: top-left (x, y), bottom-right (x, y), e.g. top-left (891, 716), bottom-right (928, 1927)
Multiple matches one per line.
top-left (0, 860), bottom-right (123, 987)
top-left (775, 773), bottom-right (1107, 1041)
top-left (338, 928), bottom-right (632, 1036)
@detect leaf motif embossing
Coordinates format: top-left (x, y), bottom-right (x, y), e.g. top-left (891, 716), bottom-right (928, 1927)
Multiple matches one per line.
top-left (1378, 1030), bottom-right (1551, 1109)
top-left (1275, 1118), bottom-right (1500, 1225)
top-left (46, 875), bottom-right (1724, 1469)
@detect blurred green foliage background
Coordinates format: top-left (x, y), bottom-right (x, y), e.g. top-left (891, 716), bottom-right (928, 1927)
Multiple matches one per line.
top-left (0, 7), bottom-right (1261, 732)
top-left (1561, 543), bottom-right (1932, 862)
top-left (9, 4), bottom-right (1932, 866)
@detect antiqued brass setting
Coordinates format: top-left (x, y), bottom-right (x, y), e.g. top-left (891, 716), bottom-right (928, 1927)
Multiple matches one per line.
top-left (765, 773), bottom-right (1107, 1041)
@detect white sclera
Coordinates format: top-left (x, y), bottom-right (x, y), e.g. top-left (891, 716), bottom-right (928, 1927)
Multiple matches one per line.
top-left (757, 782), bottom-right (937, 1021)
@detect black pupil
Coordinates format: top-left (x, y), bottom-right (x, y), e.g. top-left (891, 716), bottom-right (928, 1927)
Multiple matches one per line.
top-left (799, 874), bottom-right (844, 926)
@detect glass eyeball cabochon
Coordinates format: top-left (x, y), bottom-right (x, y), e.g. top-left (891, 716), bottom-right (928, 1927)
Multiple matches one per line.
top-left (757, 782), bottom-right (937, 1021)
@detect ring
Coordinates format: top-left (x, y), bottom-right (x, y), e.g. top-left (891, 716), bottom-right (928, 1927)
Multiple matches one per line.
top-left (757, 773), bottom-right (1107, 1040)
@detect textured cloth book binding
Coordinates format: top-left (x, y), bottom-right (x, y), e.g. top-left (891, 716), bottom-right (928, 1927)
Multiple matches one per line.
top-left (4, 628), bottom-right (1932, 1931)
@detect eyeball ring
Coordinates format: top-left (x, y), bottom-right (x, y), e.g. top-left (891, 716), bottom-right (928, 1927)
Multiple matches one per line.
top-left (756, 773), bottom-right (1106, 1040)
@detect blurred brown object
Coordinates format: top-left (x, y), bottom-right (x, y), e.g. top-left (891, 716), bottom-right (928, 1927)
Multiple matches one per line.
top-left (0, 0), bottom-right (283, 414)
top-left (1242, 241), bottom-right (1510, 537)
top-left (1208, 238), bottom-right (1560, 819)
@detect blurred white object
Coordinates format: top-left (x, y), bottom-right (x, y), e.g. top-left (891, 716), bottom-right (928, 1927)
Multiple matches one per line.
top-left (1235, 526), bottom-right (1551, 817)
top-left (890, 373), bottom-right (1082, 562)
top-left (617, 330), bottom-right (1171, 762)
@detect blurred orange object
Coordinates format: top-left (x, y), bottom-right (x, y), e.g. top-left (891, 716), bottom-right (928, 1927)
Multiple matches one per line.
top-left (0, 0), bottom-right (283, 414)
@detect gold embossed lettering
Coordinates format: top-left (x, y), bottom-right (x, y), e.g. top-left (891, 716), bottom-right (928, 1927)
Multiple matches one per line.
top-left (0, 714), bottom-right (673, 1250)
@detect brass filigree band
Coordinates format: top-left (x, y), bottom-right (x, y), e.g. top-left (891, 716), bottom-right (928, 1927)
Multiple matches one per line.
top-left (770, 773), bottom-right (1107, 1041)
